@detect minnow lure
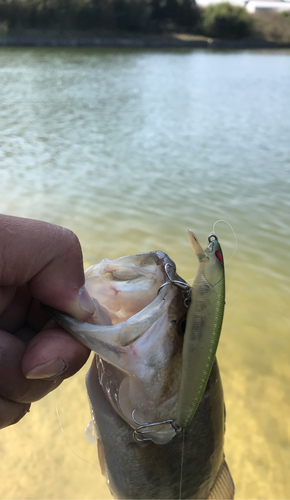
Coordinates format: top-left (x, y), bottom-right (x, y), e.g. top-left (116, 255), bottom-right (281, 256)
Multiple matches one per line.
top-left (175, 231), bottom-right (225, 430)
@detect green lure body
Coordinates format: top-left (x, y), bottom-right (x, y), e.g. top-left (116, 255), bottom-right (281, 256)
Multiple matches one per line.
top-left (175, 231), bottom-right (225, 430)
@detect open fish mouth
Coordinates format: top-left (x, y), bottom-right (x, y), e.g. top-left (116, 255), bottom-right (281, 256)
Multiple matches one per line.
top-left (47, 251), bottom-right (190, 444)
top-left (85, 251), bottom-right (178, 326)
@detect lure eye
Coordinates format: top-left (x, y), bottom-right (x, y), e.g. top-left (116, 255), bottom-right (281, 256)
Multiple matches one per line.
top-left (215, 251), bottom-right (223, 264)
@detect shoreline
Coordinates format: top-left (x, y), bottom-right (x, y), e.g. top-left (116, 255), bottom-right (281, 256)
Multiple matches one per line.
top-left (0, 35), bottom-right (290, 49)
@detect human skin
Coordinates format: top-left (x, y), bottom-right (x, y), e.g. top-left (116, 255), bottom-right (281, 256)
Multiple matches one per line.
top-left (0, 215), bottom-right (94, 429)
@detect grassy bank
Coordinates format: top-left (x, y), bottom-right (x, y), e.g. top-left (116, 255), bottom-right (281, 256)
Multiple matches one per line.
top-left (0, 32), bottom-right (289, 48)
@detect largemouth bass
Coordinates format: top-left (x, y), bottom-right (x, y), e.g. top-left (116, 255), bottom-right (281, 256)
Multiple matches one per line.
top-left (47, 242), bottom-right (234, 499)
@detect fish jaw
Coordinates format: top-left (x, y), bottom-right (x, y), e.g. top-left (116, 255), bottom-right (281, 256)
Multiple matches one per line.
top-left (94, 285), bottom-right (186, 444)
top-left (86, 252), bottom-right (189, 442)
top-left (48, 251), bottom-right (188, 443)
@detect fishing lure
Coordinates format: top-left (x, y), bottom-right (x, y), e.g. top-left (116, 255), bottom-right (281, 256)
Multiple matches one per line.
top-left (175, 231), bottom-right (225, 430)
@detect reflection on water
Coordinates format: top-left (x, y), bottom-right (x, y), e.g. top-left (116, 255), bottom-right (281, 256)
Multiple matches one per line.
top-left (0, 47), bottom-right (290, 499)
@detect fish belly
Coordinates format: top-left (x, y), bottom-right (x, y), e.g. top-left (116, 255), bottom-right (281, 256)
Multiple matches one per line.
top-left (86, 357), bottom-right (234, 499)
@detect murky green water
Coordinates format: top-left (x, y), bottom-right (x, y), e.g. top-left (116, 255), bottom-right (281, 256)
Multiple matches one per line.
top-left (0, 47), bottom-right (290, 499)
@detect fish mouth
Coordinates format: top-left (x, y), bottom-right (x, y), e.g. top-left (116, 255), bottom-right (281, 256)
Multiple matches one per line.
top-left (84, 251), bottom-right (182, 327)
top-left (45, 251), bottom-right (189, 444)
top-left (45, 251), bottom-right (187, 350)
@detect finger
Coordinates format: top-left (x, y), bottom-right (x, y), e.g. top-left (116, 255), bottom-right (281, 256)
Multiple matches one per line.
top-left (0, 216), bottom-right (94, 320)
top-left (0, 284), bottom-right (31, 333)
top-left (22, 325), bottom-right (90, 380)
top-left (0, 330), bottom-right (61, 404)
top-left (1, 293), bottom-right (57, 335)
top-left (0, 396), bottom-right (31, 429)
top-left (0, 285), bottom-right (16, 315)
top-left (27, 297), bottom-right (53, 332)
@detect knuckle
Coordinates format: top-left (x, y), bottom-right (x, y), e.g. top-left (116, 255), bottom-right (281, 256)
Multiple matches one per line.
top-left (0, 399), bottom-right (31, 429)
top-left (59, 226), bottom-right (82, 261)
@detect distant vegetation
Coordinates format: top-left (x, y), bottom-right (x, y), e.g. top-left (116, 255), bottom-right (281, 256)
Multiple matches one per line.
top-left (252, 10), bottom-right (290, 43)
top-left (0, 0), bottom-right (201, 33)
top-left (202, 2), bottom-right (252, 39)
top-left (0, 0), bottom-right (290, 42)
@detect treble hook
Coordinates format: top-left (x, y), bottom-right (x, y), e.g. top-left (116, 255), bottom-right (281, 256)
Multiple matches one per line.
top-left (132, 409), bottom-right (182, 442)
top-left (157, 264), bottom-right (191, 307)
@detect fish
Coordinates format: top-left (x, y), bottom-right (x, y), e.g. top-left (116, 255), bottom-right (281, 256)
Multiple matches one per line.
top-left (46, 240), bottom-right (234, 499)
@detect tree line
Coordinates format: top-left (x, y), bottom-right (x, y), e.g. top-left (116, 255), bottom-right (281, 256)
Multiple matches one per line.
top-left (0, 0), bottom-right (289, 41)
top-left (0, 0), bottom-right (201, 33)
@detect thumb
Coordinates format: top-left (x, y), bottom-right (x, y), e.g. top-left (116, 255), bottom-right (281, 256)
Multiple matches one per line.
top-left (0, 216), bottom-right (95, 320)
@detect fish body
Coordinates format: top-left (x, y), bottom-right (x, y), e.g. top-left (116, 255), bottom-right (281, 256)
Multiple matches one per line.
top-left (47, 247), bottom-right (234, 499)
top-left (87, 354), bottom-right (230, 499)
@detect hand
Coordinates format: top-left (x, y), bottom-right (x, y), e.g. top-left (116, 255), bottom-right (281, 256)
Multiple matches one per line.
top-left (0, 215), bottom-right (95, 429)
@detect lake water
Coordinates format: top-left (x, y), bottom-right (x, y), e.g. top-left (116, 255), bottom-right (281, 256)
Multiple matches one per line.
top-left (0, 47), bottom-right (290, 499)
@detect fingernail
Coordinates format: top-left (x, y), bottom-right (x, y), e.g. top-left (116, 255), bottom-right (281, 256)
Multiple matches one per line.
top-left (78, 285), bottom-right (95, 315)
top-left (26, 358), bottom-right (67, 380)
